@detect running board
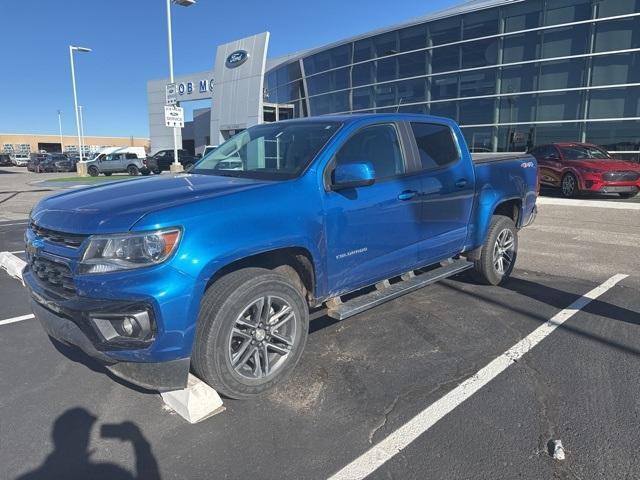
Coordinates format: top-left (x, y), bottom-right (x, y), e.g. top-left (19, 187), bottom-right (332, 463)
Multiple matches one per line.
top-left (326, 259), bottom-right (473, 320)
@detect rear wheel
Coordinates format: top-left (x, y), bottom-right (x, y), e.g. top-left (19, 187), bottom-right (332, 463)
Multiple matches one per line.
top-left (561, 173), bottom-right (578, 198)
top-left (127, 165), bottom-right (139, 176)
top-left (192, 268), bottom-right (309, 399)
top-left (470, 215), bottom-right (518, 286)
top-left (619, 192), bottom-right (637, 199)
top-left (88, 166), bottom-right (99, 177)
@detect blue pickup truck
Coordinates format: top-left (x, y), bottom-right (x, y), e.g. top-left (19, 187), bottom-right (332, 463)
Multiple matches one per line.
top-left (24, 114), bottom-right (537, 398)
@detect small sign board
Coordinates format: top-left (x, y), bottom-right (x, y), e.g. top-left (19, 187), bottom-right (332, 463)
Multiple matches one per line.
top-left (164, 105), bottom-right (184, 128)
top-left (166, 83), bottom-right (177, 105)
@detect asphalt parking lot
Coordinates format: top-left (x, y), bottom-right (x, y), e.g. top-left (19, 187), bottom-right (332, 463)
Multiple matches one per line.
top-left (1, 177), bottom-right (640, 479)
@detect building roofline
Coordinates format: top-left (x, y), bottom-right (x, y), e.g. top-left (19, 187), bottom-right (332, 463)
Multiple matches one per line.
top-left (266, 0), bottom-right (523, 71)
top-left (0, 133), bottom-right (149, 140)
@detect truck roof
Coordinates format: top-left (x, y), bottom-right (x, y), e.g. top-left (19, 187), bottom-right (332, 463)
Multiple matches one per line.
top-left (279, 113), bottom-right (457, 126)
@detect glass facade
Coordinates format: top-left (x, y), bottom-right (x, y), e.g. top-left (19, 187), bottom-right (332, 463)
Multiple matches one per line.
top-left (264, 0), bottom-right (640, 159)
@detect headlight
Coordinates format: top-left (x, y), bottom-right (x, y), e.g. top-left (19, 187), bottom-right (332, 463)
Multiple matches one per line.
top-left (79, 228), bottom-right (181, 274)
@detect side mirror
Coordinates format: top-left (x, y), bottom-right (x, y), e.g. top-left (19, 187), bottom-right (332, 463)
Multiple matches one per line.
top-left (331, 162), bottom-right (375, 190)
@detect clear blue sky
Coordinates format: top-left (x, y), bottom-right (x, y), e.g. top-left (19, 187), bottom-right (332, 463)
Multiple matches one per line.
top-left (0, 0), bottom-right (459, 138)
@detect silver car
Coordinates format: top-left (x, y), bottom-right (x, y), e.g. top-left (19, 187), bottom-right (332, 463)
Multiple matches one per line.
top-left (86, 152), bottom-right (145, 176)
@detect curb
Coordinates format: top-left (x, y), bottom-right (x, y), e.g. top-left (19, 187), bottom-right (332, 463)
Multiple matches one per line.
top-left (537, 197), bottom-right (640, 210)
top-left (0, 251), bottom-right (26, 283)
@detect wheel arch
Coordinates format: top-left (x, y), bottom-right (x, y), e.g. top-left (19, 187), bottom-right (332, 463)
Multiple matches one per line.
top-left (464, 197), bottom-right (522, 260)
top-left (204, 246), bottom-right (317, 305)
top-left (492, 198), bottom-right (522, 227)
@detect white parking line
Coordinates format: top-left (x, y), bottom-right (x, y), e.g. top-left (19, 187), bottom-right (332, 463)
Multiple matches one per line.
top-left (329, 273), bottom-right (628, 480)
top-left (537, 197), bottom-right (640, 210)
top-left (10, 251), bottom-right (25, 254)
top-left (0, 314), bottom-right (34, 327)
top-left (0, 222), bottom-right (28, 227)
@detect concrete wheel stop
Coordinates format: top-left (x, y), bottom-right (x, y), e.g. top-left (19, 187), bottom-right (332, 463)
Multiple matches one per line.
top-left (160, 373), bottom-right (225, 423)
top-left (0, 251), bottom-right (26, 283)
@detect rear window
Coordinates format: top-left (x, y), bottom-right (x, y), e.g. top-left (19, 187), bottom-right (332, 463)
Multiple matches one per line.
top-left (410, 122), bottom-right (459, 170)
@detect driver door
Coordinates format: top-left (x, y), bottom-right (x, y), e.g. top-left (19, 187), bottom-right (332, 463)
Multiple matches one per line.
top-left (322, 123), bottom-right (421, 294)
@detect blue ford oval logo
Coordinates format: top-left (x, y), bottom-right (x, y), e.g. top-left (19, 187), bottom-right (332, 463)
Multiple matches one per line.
top-left (226, 50), bottom-right (249, 68)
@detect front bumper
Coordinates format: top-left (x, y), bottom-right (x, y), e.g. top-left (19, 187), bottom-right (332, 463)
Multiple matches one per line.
top-left (580, 175), bottom-right (640, 194)
top-left (24, 267), bottom-right (191, 391)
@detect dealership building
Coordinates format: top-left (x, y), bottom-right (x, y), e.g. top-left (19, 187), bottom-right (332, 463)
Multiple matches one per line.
top-left (148, 0), bottom-right (640, 160)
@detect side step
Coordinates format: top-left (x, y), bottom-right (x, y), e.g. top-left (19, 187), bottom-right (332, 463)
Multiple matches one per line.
top-left (326, 259), bottom-right (473, 320)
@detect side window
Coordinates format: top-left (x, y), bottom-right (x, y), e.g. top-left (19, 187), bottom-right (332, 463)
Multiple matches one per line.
top-left (410, 122), bottom-right (459, 171)
top-left (544, 146), bottom-right (560, 159)
top-left (125, 153), bottom-right (137, 159)
top-left (335, 124), bottom-right (404, 179)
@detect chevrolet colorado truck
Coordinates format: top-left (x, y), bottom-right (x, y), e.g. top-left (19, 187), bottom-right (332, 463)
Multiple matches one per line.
top-left (24, 114), bottom-right (538, 399)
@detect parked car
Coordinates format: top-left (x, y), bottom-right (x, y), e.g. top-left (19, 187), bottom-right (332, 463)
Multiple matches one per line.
top-left (28, 153), bottom-right (75, 173)
top-left (24, 114), bottom-right (538, 398)
top-left (85, 148), bottom-right (147, 176)
top-left (0, 154), bottom-right (12, 166)
top-left (12, 153), bottom-right (30, 166)
top-left (202, 145), bottom-right (218, 157)
top-left (529, 142), bottom-right (640, 198)
top-left (145, 149), bottom-right (196, 173)
top-left (51, 154), bottom-right (76, 172)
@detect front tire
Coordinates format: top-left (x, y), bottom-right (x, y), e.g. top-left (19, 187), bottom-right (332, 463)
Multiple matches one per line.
top-left (561, 173), bottom-right (578, 198)
top-left (471, 215), bottom-right (518, 286)
top-left (192, 268), bottom-right (309, 399)
top-left (88, 166), bottom-right (99, 177)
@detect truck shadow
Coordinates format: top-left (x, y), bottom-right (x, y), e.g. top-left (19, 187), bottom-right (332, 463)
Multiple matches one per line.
top-left (15, 407), bottom-right (160, 480)
top-left (442, 275), bottom-right (640, 357)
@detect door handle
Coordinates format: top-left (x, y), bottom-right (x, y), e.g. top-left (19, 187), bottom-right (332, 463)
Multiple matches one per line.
top-left (455, 179), bottom-right (468, 188)
top-left (398, 190), bottom-right (418, 201)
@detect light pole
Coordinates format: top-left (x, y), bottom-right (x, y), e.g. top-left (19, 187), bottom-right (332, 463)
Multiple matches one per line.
top-left (166, 0), bottom-right (196, 172)
top-left (57, 110), bottom-right (64, 153)
top-left (69, 45), bottom-right (91, 175)
top-left (79, 105), bottom-right (86, 158)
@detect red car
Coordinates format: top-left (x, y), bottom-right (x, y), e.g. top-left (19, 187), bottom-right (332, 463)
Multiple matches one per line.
top-left (529, 143), bottom-right (640, 199)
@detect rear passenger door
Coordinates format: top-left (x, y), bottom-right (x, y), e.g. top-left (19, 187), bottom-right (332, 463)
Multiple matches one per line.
top-left (322, 123), bottom-right (422, 293)
top-left (124, 153), bottom-right (138, 168)
top-left (407, 122), bottom-right (475, 265)
top-left (535, 145), bottom-right (562, 187)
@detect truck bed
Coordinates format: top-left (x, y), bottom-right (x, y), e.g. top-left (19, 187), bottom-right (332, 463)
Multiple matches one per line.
top-left (471, 153), bottom-right (533, 164)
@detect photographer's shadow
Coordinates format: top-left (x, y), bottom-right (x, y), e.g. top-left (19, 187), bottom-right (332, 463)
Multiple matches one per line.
top-left (18, 408), bottom-right (160, 480)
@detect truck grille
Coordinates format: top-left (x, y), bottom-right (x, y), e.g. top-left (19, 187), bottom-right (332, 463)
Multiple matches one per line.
top-left (31, 256), bottom-right (76, 298)
top-left (602, 171), bottom-right (640, 182)
top-left (30, 222), bottom-right (87, 248)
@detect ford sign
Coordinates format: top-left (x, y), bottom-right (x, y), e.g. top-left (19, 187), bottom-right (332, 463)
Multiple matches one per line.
top-left (226, 50), bottom-right (249, 68)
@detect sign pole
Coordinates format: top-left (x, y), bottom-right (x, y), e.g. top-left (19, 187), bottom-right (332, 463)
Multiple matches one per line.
top-left (166, 0), bottom-right (183, 173)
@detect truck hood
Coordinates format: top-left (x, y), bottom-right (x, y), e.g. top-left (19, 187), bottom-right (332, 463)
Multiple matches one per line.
top-left (571, 159), bottom-right (640, 171)
top-left (31, 174), bottom-right (272, 234)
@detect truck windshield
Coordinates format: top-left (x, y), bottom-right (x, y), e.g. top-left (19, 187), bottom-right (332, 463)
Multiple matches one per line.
top-left (560, 145), bottom-right (611, 160)
top-left (192, 121), bottom-right (341, 180)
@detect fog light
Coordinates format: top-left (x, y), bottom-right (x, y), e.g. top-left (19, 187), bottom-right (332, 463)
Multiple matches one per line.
top-left (90, 310), bottom-right (153, 344)
top-left (121, 317), bottom-right (137, 336)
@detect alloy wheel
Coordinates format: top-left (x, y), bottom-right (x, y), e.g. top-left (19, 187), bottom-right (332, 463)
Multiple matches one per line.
top-left (228, 295), bottom-right (297, 380)
top-left (493, 228), bottom-right (515, 275)
top-left (562, 175), bottom-right (576, 197)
